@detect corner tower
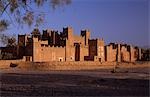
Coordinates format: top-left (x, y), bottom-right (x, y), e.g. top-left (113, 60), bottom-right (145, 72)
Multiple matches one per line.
top-left (63, 27), bottom-right (74, 46)
top-left (81, 29), bottom-right (90, 46)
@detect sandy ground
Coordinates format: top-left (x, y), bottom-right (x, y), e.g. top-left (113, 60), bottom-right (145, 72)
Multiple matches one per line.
top-left (0, 62), bottom-right (150, 97)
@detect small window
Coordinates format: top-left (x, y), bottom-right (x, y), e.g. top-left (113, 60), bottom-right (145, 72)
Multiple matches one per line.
top-left (60, 59), bottom-right (62, 61)
top-left (41, 44), bottom-right (44, 46)
top-left (59, 58), bottom-right (63, 62)
top-left (99, 58), bottom-right (101, 62)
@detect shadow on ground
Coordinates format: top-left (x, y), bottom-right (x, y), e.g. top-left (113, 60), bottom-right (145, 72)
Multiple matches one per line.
top-left (0, 72), bottom-right (149, 97)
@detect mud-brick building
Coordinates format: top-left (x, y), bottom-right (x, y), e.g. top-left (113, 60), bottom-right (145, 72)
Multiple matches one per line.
top-left (84, 39), bottom-right (105, 62)
top-left (18, 27), bottom-right (105, 62)
top-left (17, 27), bottom-right (143, 62)
top-left (105, 43), bottom-right (142, 62)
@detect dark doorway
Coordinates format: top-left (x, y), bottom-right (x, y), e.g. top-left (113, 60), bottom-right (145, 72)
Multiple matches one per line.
top-left (99, 58), bottom-right (101, 62)
top-left (26, 56), bottom-right (30, 61)
top-left (75, 43), bottom-right (80, 61)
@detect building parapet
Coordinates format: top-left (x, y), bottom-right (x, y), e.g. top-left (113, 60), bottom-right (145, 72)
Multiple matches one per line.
top-left (41, 44), bottom-right (65, 48)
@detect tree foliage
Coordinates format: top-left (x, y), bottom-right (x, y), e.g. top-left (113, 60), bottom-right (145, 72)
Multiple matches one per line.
top-left (0, 20), bottom-right (9, 32)
top-left (0, 0), bottom-right (71, 30)
top-left (0, 0), bottom-right (71, 46)
top-left (0, 34), bottom-right (16, 47)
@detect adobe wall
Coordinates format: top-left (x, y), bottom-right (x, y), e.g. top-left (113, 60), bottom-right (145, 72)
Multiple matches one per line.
top-left (130, 46), bottom-right (136, 62)
top-left (33, 39), bottom-right (66, 62)
top-left (138, 48), bottom-right (142, 60)
top-left (97, 39), bottom-right (105, 62)
top-left (105, 45), bottom-right (117, 62)
top-left (18, 34), bottom-right (33, 58)
top-left (73, 35), bottom-right (84, 45)
top-left (89, 40), bottom-right (97, 56)
top-left (80, 46), bottom-right (88, 61)
top-left (117, 44), bottom-right (121, 62)
top-left (121, 46), bottom-right (130, 62)
top-left (41, 46), bottom-right (65, 62)
top-left (33, 38), bottom-right (41, 62)
top-left (81, 30), bottom-right (90, 46)
top-left (64, 27), bottom-right (74, 46)
top-left (65, 43), bottom-right (75, 61)
top-left (33, 39), bottom-right (77, 62)
top-left (32, 37), bottom-right (89, 62)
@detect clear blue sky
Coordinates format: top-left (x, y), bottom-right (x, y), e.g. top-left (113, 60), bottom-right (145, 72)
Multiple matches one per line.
top-left (2, 0), bottom-right (149, 47)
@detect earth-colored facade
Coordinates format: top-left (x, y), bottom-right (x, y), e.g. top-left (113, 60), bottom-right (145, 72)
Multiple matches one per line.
top-left (15, 27), bottom-right (142, 62)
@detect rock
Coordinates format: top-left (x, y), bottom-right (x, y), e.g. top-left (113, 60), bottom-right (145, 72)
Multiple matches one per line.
top-left (10, 63), bottom-right (18, 67)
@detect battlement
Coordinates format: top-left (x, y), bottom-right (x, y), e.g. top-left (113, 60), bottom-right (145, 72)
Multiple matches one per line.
top-left (16, 27), bottom-right (142, 62)
top-left (41, 44), bottom-right (65, 48)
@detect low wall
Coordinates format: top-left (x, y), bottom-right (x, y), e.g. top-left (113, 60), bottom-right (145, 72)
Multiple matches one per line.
top-left (0, 60), bottom-right (149, 71)
top-left (0, 61), bottom-right (115, 70)
top-left (0, 60), bottom-right (22, 69)
top-left (28, 62), bottom-right (115, 71)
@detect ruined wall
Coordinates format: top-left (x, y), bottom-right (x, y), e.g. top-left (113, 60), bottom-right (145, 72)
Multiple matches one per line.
top-left (97, 39), bottom-right (105, 62)
top-left (116, 44), bottom-right (121, 62)
top-left (130, 46), bottom-right (136, 62)
top-left (105, 43), bottom-right (138, 62)
top-left (105, 45), bottom-right (117, 62)
top-left (138, 48), bottom-right (142, 60)
top-left (121, 46), bottom-right (130, 62)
